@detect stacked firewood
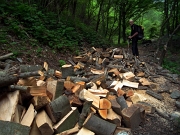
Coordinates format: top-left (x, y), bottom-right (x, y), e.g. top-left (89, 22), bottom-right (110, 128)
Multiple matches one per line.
top-left (0, 47), bottom-right (179, 135)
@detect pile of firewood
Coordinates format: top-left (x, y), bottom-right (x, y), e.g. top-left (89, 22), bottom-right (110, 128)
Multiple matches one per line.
top-left (0, 47), bottom-right (179, 135)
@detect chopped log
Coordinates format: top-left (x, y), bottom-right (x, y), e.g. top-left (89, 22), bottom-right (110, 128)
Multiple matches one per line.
top-left (18, 77), bottom-right (37, 86)
top-left (37, 80), bottom-right (46, 86)
top-left (123, 72), bottom-right (135, 81)
top-left (12, 104), bottom-right (25, 123)
top-left (61, 64), bottom-right (75, 79)
top-left (99, 98), bottom-right (111, 109)
top-left (64, 80), bottom-right (75, 91)
top-left (130, 93), bottom-right (147, 104)
top-left (47, 80), bottom-right (64, 100)
top-left (46, 95), bottom-right (72, 123)
top-left (113, 81), bottom-right (123, 91)
top-left (136, 71), bottom-right (145, 77)
top-left (28, 86), bottom-right (47, 96)
top-left (122, 79), bottom-right (139, 89)
top-left (131, 104), bottom-right (146, 121)
top-left (56, 125), bottom-right (79, 135)
top-left (116, 96), bottom-right (128, 110)
top-left (90, 68), bottom-right (104, 75)
top-left (36, 110), bottom-right (54, 135)
top-left (146, 90), bottom-right (164, 100)
top-left (78, 101), bottom-right (93, 128)
top-left (20, 65), bottom-right (42, 73)
top-left (54, 70), bottom-right (62, 78)
top-left (53, 107), bottom-right (80, 134)
top-left (0, 120), bottom-right (30, 135)
top-left (79, 89), bottom-right (100, 109)
top-left (20, 104), bottom-right (36, 127)
top-left (30, 120), bottom-right (42, 135)
top-left (137, 101), bottom-right (155, 114)
top-left (121, 105), bottom-right (142, 129)
top-left (98, 109), bottom-right (107, 119)
top-left (139, 78), bottom-right (151, 86)
top-left (0, 52), bottom-right (14, 60)
top-left (114, 55), bottom-right (123, 59)
top-left (67, 94), bottom-right (83, 107)
top-left (77, 127), bottom-right (95, 135)
top-left (83, 113), bottom-right (117, 135)
top-left (87, 88), bottom-right (108, 97)
top-left (0, 90), bottom-right (19, 121)
top-left (108, 68), bottom-right (120, 77)
top-left (117, 88), bottom-right (125, 97)
top-left (110, 99), bottom-right (121, 115)
top-left (43, 62), bottom-right (48, 71)
top-left (107, 108), bottom-right (122, 126)
top-left (126, 89), bottom-right (134, 97)
top-left (31, 96), bottom-right (50, 110)
top-left (90, 74), bottom-right (106, 85)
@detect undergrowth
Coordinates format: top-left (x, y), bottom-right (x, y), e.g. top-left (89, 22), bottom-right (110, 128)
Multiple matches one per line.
top-left (0, 1), bottom-right (110, 53)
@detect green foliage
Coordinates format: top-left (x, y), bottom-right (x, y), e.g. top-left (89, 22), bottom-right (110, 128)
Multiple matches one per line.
top-left (58, 60), bottom-right (66, 67)
top-left (162, 58), bottom-right (180, 74)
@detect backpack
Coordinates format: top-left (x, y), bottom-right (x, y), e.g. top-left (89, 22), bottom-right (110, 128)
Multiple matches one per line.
top-left (137, 25), bottom-right (144, 40)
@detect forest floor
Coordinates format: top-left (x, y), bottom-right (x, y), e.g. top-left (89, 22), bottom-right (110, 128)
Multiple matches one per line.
top-left (0, 41), bottom-right (180, 135)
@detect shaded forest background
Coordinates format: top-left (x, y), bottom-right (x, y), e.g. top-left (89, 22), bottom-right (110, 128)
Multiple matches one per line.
top-left (0, 0), bottom-right (180, 74)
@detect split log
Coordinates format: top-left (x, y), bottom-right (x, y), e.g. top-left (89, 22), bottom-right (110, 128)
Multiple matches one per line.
top-left (28, 86), bottom-right (47, 97)
top-left (146, 90), bottom-right (164, 100)
top-left (78, 101), bottom-right (93, 128)
top-left (98, 109), bottom-right (107, 119)
top-left (53, 107), bottom-right (80, 134)
top-left (31, 96), bottom-right (50, 110)
top-left (77, 127), bottom-right (95, 135)
top-left (83, 113), bottom-right (117, 135)
top-left (107, 108), bottom-right (122, 126)
top-left (0, 90), bottom-right (19, 121)
top-left (56, 125), bottom-right (79, 135)
top-left (123, 72), bottom-right (135, 81)
top-left (12, 104), bottom-right (25, 123)
top-left (122, 79), bottom-right (139, 89)
top-left (29, 120), bottom-right (42, 135)
top-left (139, 78), bottom-right (151, 86)
top-left (79, 89), bottom-right (100, 109)
top-left (130, 93), bottom-right (146, 104)
top-left (36, 110), bottom-right (54, 135)
top-left (0, 120), bottom-right (30, 135)
top-left (99, 98), bottom-right (111, 109)
top-left (47, 80), bottom-right (64, 100)
top-left (20, 104), bottom-right (36, 127)
top-left (17, 77), bottom-right (37, 86)
top-left (46, 95), bottom-right (72, 123)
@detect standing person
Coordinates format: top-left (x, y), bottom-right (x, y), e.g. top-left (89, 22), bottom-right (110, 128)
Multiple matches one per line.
top-left (128, 19), bottom-right (139, 58)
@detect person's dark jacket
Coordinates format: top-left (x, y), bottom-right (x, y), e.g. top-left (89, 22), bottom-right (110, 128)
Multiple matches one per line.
top-left (131, 24), bottom-right (138, 39)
